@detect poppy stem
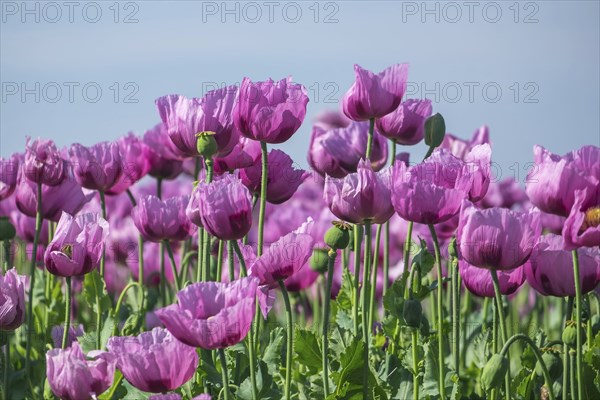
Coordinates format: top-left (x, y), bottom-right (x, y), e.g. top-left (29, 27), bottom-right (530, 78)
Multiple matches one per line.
top-left (352, 224), bottom-right (362, 336)
top-left (451, 257), bottom-right (460, 376)
top-left (571, 249), bottom-right (583, 400)
top-left (216, 240), bottom-right (224, 282)
top-left (322, 248), bottom-right (337, 397)
top-left (164, 240), bottom-right (181, 292)
top-left (362, 220), bottom-right (372, 399)
top-left (202, 158), bottom-right (214, 282)
top-left (99, 190), bottom-right (106, 278)
top-left (232, 241), bottom-right (247, 277)
top-left (365, 118), bottom-right (375, 160)
top-left (428, 224), bottom-right (446, 400)
top-left (369, 224), bottom-right (382, 330)
top-left (227, 240), bottom-right (235, 281)
top-left (562, 297), bottom-right (573, 400)
top-left (2, 239), bottom-right (9, 273)
top-left (112, 282), bottom-right (141, 336)
top-left (278, 279), bottom-right (293, 400)
top-left (126, 189), bottom-right (146, 321)
top-left (218, 348), bottom-right (231, 400)
top-left (490, 269), bottom-right (511, 400)
top-left (403, 221), bottom-right (414, 296)
top-left (257, 142), bottom-right (268, 257)
top-left (25, 182), bottom-right (42, 377)
top-left (62, 277), bottom-right (72, 349)
top-left (412, 328), bottom-right (420, 400)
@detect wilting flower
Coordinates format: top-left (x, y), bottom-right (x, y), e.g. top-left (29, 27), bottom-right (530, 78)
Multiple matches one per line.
top-left (143, 123), bottom-right (184, 180)
top-left (240, 149), bottom-right (309, 204)
top-left (440, 125), bottom-right (490, 159)
top-left (69, 142), bottom-right (123, 192)
top-left (234, 77), bottom-right (309, 144)
top-left (213, 137), bottom-right (261, 175)
top-left (459, 260), bottom-right (525, 297)
top-left (156, 86), bottom-right (239, 157)
top-left (107, 328), bottom-right (198, 393)
top-left (525, 145), bottom-right (599, 217)
top-left (525, 234), bottom-right (600, 297)
top-left (325, 159), bottom-right (394, 224)
top-left (457, 200), bottom-right (541, 271)
top-left (563, 188), bottom-right (600, 249)
top-left (24, 137), bottom-right (65, 186)
top-left (186, 175), bottom-right (252, 240)
top-left (390, 147), bottom-right (490, 225)
top-left (106, 133), bottom-right (151, 195)
top-left (156, 277), bottom-right (259, 349)
top-left (0, 268), bottom-right (26, 331)
top-left (46, 343), bottom-right (116, 400)
top-left (375, 99), bottom-right (432, 145)
top-left (0, 153), bottom-right (21, 200)
top-left (342, 63), bottom-right (409, 121)
top-left (308, 120), bottom-right (388, 178)
top-left (15, 172), bottom-right (93, 222)
top-left (249, 219), bottom-right (315, 287)
top-left (132, 195), bottom-right (194, 242)
top-left (44, 212), bottom-right (109, 277)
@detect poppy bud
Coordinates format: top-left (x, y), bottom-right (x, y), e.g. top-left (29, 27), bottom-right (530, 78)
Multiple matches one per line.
top-left (403, 299), bottom-right (422, 328)
top-left (535, 350), bottom-right (562, 380)
top-left (0, 217), bottom-right (16, 241)
top-left (481, 354), bottom-right (509, 391)
top-left (196, 131), bottom-right (218, 159)
top-left (310, 248), bottom-right (329, 274)
top-left (562, 320), bottom-right (586, 348)
top-left (424, 113), bottom-right (446, 148)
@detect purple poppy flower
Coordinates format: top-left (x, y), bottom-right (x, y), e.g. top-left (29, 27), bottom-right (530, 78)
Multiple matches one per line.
top-left (325, 159), bottom-right (394, 224)
top-left (314, 109), bottom-right (351, 130)
top-left (391, 151), bottom-right (472, 225)
top-left (24, 137), bottom-right (65, 186)
top-left (156, 277), bottom-right (259, 349)
top-left (156, 86), bottom-right (239, 157)
top-left (51, 324), bottom-right (85, 348)
top-left (525, 145), bottom-right (599, 217)
top-left (240, 149), bottom-right (309, 204)
top-left (562, 188), bottom-right (600, 250)
top-left (213, 137), bottom-right (261, 175)
top-left (308, 120), bottom-right (388, 178)
top-left (44, 212), bottom-right (109, 277)
top-left (440, 125), bottom-right (490, 160)
top-left (187, 175), bottom-right (253, 241)
top-left (15, 171), bottom-right (94, 222)
top-left (106, 133), bottom-right (151, 195)
top-left (457, 201), bottom-right (541, 271)
top-left (143, 123), bottom-right (185, 180)
top-left (479, 178), bottom-right (528, 209)
top-left (0, 268), bottom-right (26, 331)
top-left (46, 343), bottom-right (116, 400)
top-left (106, 328), bottom-right (199, 393)
top-left (69, 142), bottom-right (123, 192)
top-left (459, 260), bottom-right (525, 298)
top-left (0, 153), bottom-right (21, 200)
top-left (234, 77), bottom-right (309, 144)
top-left (525, 234), bottom-right (600, 297)
top-left (539, 210), bottom-right (565, 235)
top-left (10, 210), bottom-right (49, 244)
top-left (132, 195), bottom-right (194, 242)
top-left (375, 99), bottom-right (432, 145)
top-left (249, 218), bottom-right (315, 288)
top-left (342, 64), bottom-right (409, 121)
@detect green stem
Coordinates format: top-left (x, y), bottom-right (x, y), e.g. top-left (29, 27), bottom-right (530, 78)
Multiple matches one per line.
top-left (571, 250), bottom-right (583, 400)
top-left (2, 239), bottom-right (9, 273)
top-left (570, 350), bottom-right (576, 400)
top-left (490, 269), bottom-right (510, 400)
top-left (246, 319), bottom-right (259, 400)
top-left (369, 224), bottom-right (382, 329)
top-left (279, 280), bottom-right (293, 400)
top-left (99, 190), bottom-right (106, 278)
top-left (412, 328), bottom-right (420, 400)
top-left (216, 240), bottom-right (224, 282)
top-left (322, 249), bottom-right (337, 397)
top-left (362, 221), bottom-right (372, 399)
top-left (61, 277), bottom-right (72, 348)
top-left (451, 258), bottom-right (460, 375)
top-left (383, 139), bottom-right (394, 300)
top-left (498, 334), bottom-right (557, 400)
top-left (403, 221), bottom-right (414, 295)
top-left (365, 118), bottom-right (375, 160)
top-left (257, 142), bottom-right (268, 256)
top-left (25, 182), bottom-right (42, 376)
top-left (112, 282), bottom-right (142, 336)
top-left (227, 241), bottom-right (235, 281)
top-left (3, 332), bottom-right (9, 399)
top-left (562, 297), bottom-right (573, 400)
top-left (126, 189), bottom-right (145, 318)
top-left (196, 228), bottom-right (204, 282)
top-left (164, 241), bottom-right (181, 292)
top-left (352, 225), bottom-right (362, 336)
top-left (202, 159), bottom-right (214, 282)
top-left (232, 241), bottom-right (247, 277)
top-left (218, 348), bottom-right (231, 400)
top-left (156, 179), bottom-right (167, 304)
top-left (428, 224), bottom-right (446, 400)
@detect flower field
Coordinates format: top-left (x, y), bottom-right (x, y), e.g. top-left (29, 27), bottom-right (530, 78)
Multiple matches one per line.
top-left (0, 64), bottom-right (599, 400)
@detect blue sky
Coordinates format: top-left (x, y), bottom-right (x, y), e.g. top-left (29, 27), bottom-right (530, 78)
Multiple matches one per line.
top-left (1, 0), bottom-right (599, 184)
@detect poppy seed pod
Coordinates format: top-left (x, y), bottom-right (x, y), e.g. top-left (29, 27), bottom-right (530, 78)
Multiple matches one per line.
top-left (324, 221), bottom-right (351, 250)
top-left (196, 131), bottom-right (218, 159)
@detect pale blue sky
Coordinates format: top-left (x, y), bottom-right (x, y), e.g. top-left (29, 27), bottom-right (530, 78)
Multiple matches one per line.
top-left (1, 0), bottom-right (599, 183)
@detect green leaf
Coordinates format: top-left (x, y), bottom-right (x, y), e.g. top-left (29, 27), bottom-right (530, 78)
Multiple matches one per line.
top-left (332, 338), bottom-right (366, 393)
top-left (295, 328), bottom-right (322, 374)
top-left (262, 327), bottom-right (284, 376)
top-left (237, 360), bottom-right (280, 400)
top-left (82, 270), bottom-right (112, 311)
top-left (383, 276), bottom-right (407, 319)
top-left (412, 238), bottom-right (435, 276)
top-left (336, 267), bottom-right (354, 312)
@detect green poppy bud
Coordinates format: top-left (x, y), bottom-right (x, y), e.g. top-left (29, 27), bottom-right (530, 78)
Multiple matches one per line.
top-left (448, 237), bottom-right (458, 259)
top-left (324, 221), bottom-right (351, 250)
top-left (196, 131), bottom-right (218, 159)
top-left (403, 299), bottom-right (422, 328)
top-left (481, 354), bottom-right (509, 391)
top-left (535, 350), bottom-right (562, 381)
top-left (562, 320), bottom-right (586, 348)
top-left (309, 248), bottom-right (329, 274)
top-left (420, 315), bottom-right (430, 337)
top-left (0, 217), bottom-right (16, 241)
top-left (424, 113), bottom-right (446, 148)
